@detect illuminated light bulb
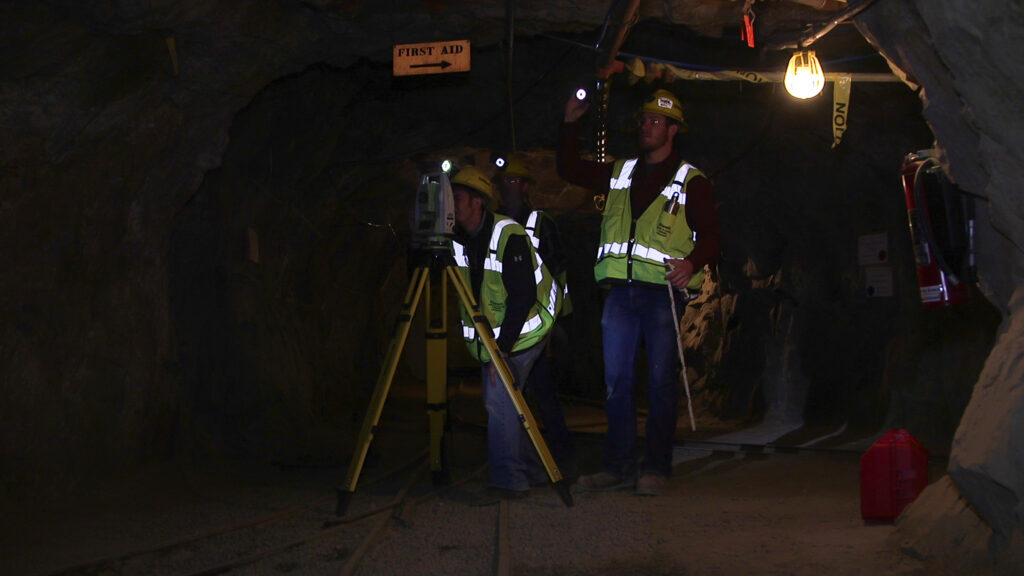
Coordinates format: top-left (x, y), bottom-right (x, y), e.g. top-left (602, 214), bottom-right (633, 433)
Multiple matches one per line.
top-left (494, 157), bottom-right (506, 168)
top-left (784, 51), bottom-right (825, 99)
top-left (575, 88), bottom-right (588, 101)
top-left (441, 159), bottom-right (452, 173)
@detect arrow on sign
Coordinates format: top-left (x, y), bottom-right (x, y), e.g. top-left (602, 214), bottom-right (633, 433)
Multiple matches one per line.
top-left (394, 40), bottom-right (470, 76)
top-left (411, 60), bottom-right (452, 70)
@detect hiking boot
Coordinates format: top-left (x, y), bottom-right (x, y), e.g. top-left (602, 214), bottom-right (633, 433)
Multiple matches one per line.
top-left (635, 474), bottom-right (668, 496)
top-left (575, 471), bottom-right (633, 492)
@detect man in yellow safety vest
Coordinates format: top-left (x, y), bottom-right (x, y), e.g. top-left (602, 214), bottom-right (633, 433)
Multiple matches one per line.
top-left (449, 164), bottom-right (562, 499)
top-left (557, 89), bottom-right (721, 496)
top-left (495, 155), bottom-right (576, 481)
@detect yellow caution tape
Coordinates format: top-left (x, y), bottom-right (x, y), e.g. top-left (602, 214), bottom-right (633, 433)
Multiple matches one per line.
top-left (832, 74), bottom-right (852, 148)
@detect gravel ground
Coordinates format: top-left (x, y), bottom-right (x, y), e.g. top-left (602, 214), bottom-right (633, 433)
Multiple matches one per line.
top-left (349, 450), bottom-right (928, 576)
top-left (2, 381), bottom-right (939, 576)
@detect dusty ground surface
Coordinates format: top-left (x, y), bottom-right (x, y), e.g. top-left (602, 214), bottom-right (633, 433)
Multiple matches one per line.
top-left (1, 377), bottom-right (944, 576)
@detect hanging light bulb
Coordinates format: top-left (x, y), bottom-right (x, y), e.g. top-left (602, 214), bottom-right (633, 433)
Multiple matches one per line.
top-left (784, 50), bottom-right (825, 99)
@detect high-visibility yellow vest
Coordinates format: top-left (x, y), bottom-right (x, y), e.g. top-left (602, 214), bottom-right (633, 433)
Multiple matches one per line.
top-left (594, 158), bottom-right (705, 290)
top-left (452, 216), bottom-right (561, 362)
top-left (523, 210), bottom-right (573, 316)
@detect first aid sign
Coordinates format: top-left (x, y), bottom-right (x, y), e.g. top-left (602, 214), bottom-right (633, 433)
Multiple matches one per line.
top-left (393, 40), bottom-right (470, 76)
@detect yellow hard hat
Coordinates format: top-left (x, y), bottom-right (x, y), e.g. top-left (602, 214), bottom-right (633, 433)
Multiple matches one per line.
top-left (500, 155), bottom-right (533, 181)
top-left (450, 165), bottom-right (495, 206)
top-left (638, 89), bottom-right (688, 132)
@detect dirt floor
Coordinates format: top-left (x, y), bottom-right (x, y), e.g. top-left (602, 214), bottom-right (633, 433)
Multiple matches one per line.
top-left (1, 377), bottom-right (945, 576)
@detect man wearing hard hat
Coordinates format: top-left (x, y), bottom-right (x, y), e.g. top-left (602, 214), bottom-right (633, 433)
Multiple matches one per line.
top-left (558, 88), bottom-right (721, 496)
top-left (495, 155), bottom-right (577, 480)
top-left (449, 164), bottom-right (562, 499)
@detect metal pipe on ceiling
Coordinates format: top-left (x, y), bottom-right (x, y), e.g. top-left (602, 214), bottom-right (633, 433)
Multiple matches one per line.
top-left (596, 0), bottom-right (642, 77)
top-left (765, 0), bottom-right (882, 50)
top-left (786, 0), bottom-right (847, 11)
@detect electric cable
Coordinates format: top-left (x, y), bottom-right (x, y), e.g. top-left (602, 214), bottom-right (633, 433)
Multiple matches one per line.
top-left (331, 41), bottom-right (578, 168)
top-left (44, 447), bottom-right (431, 576)
top-left (545, 31), bottom-right (887, 75)
top-left (504, 0), bottom-right (517, 152)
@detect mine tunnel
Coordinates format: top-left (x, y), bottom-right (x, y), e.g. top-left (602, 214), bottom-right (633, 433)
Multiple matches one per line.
top-left (2, 1), bottom-right (1022, 574)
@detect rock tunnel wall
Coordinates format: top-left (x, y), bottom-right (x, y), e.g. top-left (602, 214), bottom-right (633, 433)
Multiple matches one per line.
top-left (856, 0), bottom-right (1024, 570)
top-left (0, 13), bottom-right (1015, 573)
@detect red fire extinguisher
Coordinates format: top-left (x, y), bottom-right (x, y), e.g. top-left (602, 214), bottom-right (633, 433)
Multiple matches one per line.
top-left (900, 150), bottom-right (975, 308)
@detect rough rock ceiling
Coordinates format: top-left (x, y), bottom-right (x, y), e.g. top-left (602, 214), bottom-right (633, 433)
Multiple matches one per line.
top-left (305, 0), bottom-right (865, 63)
top-left (352, 0), bottom-right (854, 41)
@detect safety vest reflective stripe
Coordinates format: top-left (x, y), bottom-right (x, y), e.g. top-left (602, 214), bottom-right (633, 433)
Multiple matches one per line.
top-left (595, 241), bottom-right (628, 259)
top-left (463, 313), bottom-right (543, 341)
top-left (490, 219), bottom-right (515, 250)
top-left (661, 164), bottom-right (692, 202)
top-left (524, 211), bottom-right (541, 249)
top-left (610, 159), bottom-right (694, 202)
top-left (453, 219), bottom-right (546, 286)
top-left (524, 209), bottom-right (572, 316)
top-left (452, 241), bottom-right (469, 267)
top-left (609, 158), bottom-right (638, 190)
top-left (453, 214), bottom-right (559, 362)
top-left (596, 241), bottom-right (672, 263)
top-left (546, 280), bottom-right (558, 317)
top-left (595, 157), bottom-right (705, 290)
top-left (485, 219), bottom-right (518, 273)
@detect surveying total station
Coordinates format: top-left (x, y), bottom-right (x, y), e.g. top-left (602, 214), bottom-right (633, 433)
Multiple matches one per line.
top-left (335, 170), bottom-right (573, 515)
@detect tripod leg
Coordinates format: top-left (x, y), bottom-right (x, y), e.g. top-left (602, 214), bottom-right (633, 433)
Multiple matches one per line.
top-left (336, 266), bottom-right (429, 516)
top-left (425, 265), bottom-right (450, 486)
top-left (445, 265), bottom-right (574, 507)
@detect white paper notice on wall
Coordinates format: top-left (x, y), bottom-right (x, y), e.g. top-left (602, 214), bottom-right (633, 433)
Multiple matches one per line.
top-left (864, 266), bottom-right (893, 297)
top-left (858, 233), bottom-right (889, 266)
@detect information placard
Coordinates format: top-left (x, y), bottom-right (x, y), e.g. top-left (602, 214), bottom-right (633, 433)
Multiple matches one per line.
top-left (393, 40), bottom-right (470, 76)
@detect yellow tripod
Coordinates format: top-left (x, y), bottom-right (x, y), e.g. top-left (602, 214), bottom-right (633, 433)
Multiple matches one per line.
top-left (335, 244), bottom-right (573, 515)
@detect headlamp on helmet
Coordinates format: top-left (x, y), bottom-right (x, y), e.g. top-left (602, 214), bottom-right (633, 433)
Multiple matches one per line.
top-left (499, 155), bottom-right (532, 183)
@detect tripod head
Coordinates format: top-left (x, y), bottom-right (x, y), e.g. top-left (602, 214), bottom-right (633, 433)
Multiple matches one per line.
top-left (413, 171), bottom-right (455, 248)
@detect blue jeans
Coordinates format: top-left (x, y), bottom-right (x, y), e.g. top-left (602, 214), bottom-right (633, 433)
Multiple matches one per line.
top-left (601, 284), bottom-right (683, 478)
top-left (481, 339), bottom-right (548, 491)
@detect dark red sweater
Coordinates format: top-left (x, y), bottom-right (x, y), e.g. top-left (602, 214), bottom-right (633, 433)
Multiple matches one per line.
top-left (557, 121), bottom-right (721, 271)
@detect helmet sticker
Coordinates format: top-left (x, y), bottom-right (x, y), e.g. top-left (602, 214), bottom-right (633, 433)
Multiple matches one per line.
top-left (657, 97), bottom-right (674, 110)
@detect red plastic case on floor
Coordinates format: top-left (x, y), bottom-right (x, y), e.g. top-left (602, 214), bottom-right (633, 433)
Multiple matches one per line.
top-left (860, 429), bottom-right (929, 523)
